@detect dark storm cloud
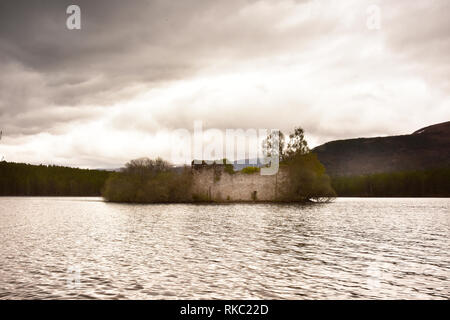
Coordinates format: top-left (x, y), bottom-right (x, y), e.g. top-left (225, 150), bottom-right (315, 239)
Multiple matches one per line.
top-left (0, 0), bottom-right (320, 91)
top-left (0, 0), bottom-right (202, 115)
top-left (0, 0), bottom-right (449, 167)
top-left (0, 0), bottom-right (330, 136)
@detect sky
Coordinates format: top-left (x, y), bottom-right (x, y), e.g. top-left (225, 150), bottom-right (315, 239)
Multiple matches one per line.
top-left (0, 0), bottom-right (449, 168)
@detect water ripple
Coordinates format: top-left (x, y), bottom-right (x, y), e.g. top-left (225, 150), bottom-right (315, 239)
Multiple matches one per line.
top-left (0, 197), bottom-right (448, 299)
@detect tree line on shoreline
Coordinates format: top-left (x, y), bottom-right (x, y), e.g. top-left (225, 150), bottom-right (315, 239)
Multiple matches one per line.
top-left (332, 167), bottom-right (450, 197)
top-left (0, 161), bottom-right (109, 196)
top-left (1, 161), bottom-right (448, 198)
top-left (1, 125), bottom-right (448, 199)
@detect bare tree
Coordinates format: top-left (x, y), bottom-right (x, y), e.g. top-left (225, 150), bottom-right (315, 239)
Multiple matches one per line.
top-left (0, 130), bottom-right (4, 161)
top-left (262, 130), bottom-right (285, 160)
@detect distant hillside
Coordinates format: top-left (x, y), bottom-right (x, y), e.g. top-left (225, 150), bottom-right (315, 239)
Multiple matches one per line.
top-left (313, 121), bottom-right (450, 177)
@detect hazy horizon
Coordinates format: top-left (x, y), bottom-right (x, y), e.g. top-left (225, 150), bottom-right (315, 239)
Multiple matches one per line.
top-left (1, 0), bottom-right (449, 168)
top-left (1, 121), bottom-right (448, 170)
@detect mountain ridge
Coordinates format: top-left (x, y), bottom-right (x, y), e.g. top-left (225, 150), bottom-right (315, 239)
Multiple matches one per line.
top-left (313, 121), bottom-right (450, 177)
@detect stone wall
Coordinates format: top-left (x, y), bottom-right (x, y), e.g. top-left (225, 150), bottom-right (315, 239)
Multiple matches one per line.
top-left (191, 166), bottom-right (289, 201)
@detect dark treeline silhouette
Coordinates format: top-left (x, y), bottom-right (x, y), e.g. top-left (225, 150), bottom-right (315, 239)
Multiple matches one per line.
top-left (1, 161), bottom-right (448, 199)
top-left (331, 167), bottom-right (450, 197)
top-left (0, 161), bottom-right (110, 196)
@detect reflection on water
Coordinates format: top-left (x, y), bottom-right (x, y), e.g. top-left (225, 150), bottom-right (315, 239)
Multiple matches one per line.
top-left (0, 197), bottom-right (448, 299)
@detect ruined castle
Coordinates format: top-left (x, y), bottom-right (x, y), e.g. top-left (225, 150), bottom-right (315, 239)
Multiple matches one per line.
top-left (190, 163), bottom-right (289, 202)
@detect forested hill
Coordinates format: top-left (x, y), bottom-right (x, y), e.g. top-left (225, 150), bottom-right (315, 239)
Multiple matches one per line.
top-left (313, 121), bottom-right (450, 177)
top-left (0, 161), bottom-right (110, 196)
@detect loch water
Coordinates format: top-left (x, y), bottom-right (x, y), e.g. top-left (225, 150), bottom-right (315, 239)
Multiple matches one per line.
top-left (0, 197), bottom-right (448, 299)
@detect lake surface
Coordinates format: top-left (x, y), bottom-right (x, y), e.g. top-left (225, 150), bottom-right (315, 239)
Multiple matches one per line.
top-left (0, 197), bottom-right (448, 299)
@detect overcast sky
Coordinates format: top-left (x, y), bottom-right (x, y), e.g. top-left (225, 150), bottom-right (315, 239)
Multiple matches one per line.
top-left (0, 0), bottom-right (449, 168)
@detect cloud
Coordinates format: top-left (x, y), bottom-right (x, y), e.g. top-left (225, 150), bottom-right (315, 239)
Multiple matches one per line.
top-left (382, 0), bottom-right (450, 91)
top-left (0, 0), bottom-right (449, 167)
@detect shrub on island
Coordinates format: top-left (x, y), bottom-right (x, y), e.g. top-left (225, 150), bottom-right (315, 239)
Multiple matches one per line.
top-left (102, 158), bottom-right (192, 203)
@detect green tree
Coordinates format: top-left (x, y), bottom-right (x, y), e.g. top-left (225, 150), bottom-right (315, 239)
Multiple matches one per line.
top-left (285, 127), bottom-right (309, 159)
top-left (102, 157), bottom-right (193, 203)
top-left (262, 127), bottom-right (335, 202)
top-left (282, 153), bottom-right (336, 202)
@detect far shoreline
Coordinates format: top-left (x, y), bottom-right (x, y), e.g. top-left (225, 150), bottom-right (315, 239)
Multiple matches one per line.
top-left (1, 195), bottom-right (449, 200)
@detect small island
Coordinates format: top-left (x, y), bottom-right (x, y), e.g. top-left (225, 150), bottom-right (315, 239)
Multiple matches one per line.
top-left (102, 127), bottom-right (336, 203)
